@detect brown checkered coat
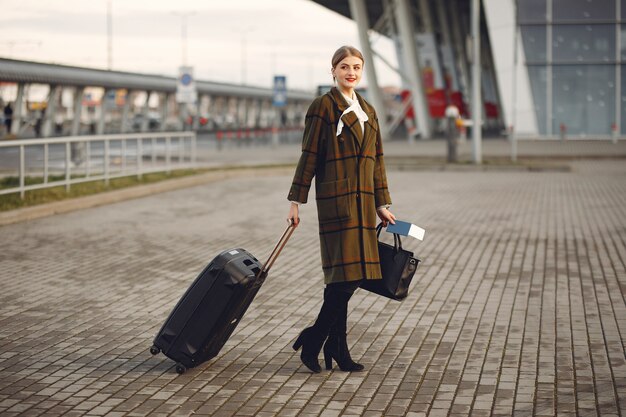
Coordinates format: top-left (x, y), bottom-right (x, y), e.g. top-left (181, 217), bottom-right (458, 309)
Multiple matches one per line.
top-left (288, 87), bottom-right (392, 284)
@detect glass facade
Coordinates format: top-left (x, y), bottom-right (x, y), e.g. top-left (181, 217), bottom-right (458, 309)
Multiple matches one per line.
top-left (519, 0), bottom-right (619, 136)
top-left (552, 0), bottom-right (615, 21)
top-left (552, 65), bottom-right (615, 135)
top-left (521, 26), bottom-right (547, 62)
top-left (552, 25), bottom-right (615, 63)
top-left (518, 0), bottom-right (547, 22)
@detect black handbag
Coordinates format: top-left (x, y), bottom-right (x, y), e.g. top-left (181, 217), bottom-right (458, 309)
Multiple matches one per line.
top-left (360, 223), bottom-right (421, 300)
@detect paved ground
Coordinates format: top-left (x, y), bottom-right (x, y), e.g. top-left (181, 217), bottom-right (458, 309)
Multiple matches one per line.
top-left (0, 160), bottom-right (625, 417)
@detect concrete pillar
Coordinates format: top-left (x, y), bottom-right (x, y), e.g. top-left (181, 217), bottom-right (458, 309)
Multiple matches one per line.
top-left (348, 0), bottom-right (391, 140)
top-left (97, 88), bottom-right (113, 135)
top-left (212, 97), bottom-right (222, 129)
top-left (471, 0), bottom-right (482, 163)
top-left (71, 87), bottom-right (84, 136)
top-left (140, 91), bottom-right (150, 132)
top-left (203, 95), bottom-right (213, 129)
top-left (393, 0), bottom-right (431, 139)
top-left (120, 89), bottom-right (132, 133)
top-left (483, 0), bottom-right (539, 136)
top-left (192, 94), bottom-right (203, 131)
top-left (228, 97), bottom-right (238, 128)
top-left (418, 0), bottom-right (442, 134)
top-left (160, 93), bottom-right (170, 132)
top-left (418, 0), bottom-right (434, 32)
top-left (481, 34), bottom-right (504, 129)
top-left (205, 94), bottom-right (216, 130)
top-left (178, 103), bottom-right (186, 131)
top-left (239, 98), bottom-right (250, 128)
top-left (449, 0), bottom-right (471, 105)
top-left (253, 100), bottom-right (262, 128)
top-left (42, 85), bottom-right (60, 138)
top-left (11, 83), bottom-right (25, 135)
top-left (435, 0), bottom-right (462, 95)
top-left (234, 98), bottom-right (241, 128)
top-left (263, 99), bottom-right (272, 128)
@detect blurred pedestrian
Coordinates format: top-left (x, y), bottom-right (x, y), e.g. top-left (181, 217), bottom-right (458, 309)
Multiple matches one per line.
top-left (4, 103), bottom-right (13, 134)
top-left (287, 46), bottom-right (395, 373)
top-left (34, 108), bottom-right (45, 137)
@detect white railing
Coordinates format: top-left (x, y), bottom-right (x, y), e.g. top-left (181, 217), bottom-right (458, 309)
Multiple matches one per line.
top-left (0, 132), bottom-right (196, 198)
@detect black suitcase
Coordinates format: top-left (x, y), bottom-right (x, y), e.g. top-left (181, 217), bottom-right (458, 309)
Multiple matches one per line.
top-left (150, 223), bottom-right (295, 374)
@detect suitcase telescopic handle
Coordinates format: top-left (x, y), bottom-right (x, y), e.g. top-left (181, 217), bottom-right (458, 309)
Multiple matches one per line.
top-left (259, 219), bottom-right (297, 277)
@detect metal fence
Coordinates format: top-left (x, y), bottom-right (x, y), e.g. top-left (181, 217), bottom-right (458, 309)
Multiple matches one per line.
top-left (0, 132), bottom-right (196, 198)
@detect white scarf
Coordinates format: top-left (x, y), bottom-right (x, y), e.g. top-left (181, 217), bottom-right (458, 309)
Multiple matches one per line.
top-left (336, 91), bottom-right (368, 137)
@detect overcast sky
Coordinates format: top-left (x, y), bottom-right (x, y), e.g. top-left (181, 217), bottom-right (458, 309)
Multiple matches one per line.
top-left (0, 0), bottom-right (401, 92)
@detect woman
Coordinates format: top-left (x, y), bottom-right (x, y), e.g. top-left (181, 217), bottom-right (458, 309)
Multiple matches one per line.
top-left (287, 46), bottom-right (396, 373)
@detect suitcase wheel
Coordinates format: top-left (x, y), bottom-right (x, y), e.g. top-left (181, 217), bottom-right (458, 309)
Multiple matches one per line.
top-left (175, 363), bottom-right (187, 375)
top-left (149, 345), bottom-right (160, 355)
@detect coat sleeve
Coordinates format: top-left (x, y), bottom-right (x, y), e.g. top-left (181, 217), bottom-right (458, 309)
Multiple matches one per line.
top-left (373, 116), bottom-right (392, 208)
top-left (287, 97), bottom-right (327, 204)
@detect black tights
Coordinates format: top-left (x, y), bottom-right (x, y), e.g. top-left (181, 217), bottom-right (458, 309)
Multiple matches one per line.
top-left (325, 279), bottom-right (362, 296)
top-left (311, 280), bottom-right (362, 336)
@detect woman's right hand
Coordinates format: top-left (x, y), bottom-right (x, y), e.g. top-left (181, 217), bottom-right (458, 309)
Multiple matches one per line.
top-left (288, 202), bottom-right (300, 227)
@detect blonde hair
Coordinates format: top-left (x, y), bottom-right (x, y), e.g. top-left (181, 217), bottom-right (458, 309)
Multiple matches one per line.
top-left (331, 46), bottom-right (365, 80)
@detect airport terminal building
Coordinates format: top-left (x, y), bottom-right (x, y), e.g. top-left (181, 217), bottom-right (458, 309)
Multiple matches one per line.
top-left (314, 0), bottom-right (622, 139)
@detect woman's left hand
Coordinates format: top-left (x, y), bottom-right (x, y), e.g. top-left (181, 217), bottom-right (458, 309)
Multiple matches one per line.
top-left (377, 208), bottom-right (396, 228)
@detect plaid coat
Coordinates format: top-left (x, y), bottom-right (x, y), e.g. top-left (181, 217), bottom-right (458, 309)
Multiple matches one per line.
top-left (288, 87), bottom-right (392, 284)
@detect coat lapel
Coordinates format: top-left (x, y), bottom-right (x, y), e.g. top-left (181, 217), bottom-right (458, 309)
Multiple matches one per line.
top-left (340, 111), bottom-right (363, 145)
top-left (329, 87), bottom-right (364, 147)
top-left (355, 91), bottom-right (377, 155)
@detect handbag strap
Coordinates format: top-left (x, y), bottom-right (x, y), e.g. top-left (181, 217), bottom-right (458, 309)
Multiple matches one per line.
top-left (376, 223), bottom-right (403, 250)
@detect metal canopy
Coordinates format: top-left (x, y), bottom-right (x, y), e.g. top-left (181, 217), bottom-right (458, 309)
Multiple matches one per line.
top-left (311, 0), bottom-right (385, 30)
top-left (0, 58), bottom-right (313, 101)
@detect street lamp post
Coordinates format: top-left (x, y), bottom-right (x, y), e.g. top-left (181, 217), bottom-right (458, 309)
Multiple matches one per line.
top-left (471, 0), bottom-right (482, 164)
top-left (107, 0), bottom-right (112, 70)
top-left (172, 11), bottom-right (196, 66)
top-left (511, 0), bottom-right (519, 162)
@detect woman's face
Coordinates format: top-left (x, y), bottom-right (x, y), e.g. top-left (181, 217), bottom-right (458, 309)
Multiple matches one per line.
top-left (332, 55), bottom-right (363, 94)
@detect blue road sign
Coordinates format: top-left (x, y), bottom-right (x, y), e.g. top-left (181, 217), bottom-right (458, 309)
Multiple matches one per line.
top-left (273, 75), bottom-right (287, 107)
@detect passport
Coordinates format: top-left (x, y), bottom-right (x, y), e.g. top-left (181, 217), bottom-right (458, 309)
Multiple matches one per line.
top-left (386, 220), bottom-right (425, 241)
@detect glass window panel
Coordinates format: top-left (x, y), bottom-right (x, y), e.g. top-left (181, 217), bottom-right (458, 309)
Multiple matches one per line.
top-left (553, 65), bottom-right (616, 135)
top-left (518, 0), bottom-right (547, 23)
top-left (527, 66), bottom-right (548, 135)
top-left (553, 25), bottom-right (615, 63)
top-left (623, 0), bottom-right (626, 19)
top-left (553, 0), bottom-right (615, 21)
top-left (521, 26), bottom-right (547, 62)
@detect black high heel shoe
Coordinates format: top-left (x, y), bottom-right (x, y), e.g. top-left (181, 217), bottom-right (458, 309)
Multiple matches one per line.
top-left (323, 333), bottom-right (364, 372)
top-left (292, 327), bottom-right (323, 373)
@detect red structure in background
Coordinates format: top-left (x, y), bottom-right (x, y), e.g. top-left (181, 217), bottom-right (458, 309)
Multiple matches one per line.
top-left (427, 89), bottom-right (447, 118)
top-left (484, 102), bottom-right (499, 119)
top-left (401, 89), bottom-right (468, 120)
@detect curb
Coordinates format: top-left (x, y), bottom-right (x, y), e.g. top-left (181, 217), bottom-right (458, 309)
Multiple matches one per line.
top-left (0, 166), bottom-right (294, 227)
top-left (384, 156), bottom-right (572, 172)
top-left (387, 162), bottom-right (572, 172)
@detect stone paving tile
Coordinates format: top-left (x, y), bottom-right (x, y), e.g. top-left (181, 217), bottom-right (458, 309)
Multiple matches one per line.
top-left (0, 160), bottom-right (625, 416)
